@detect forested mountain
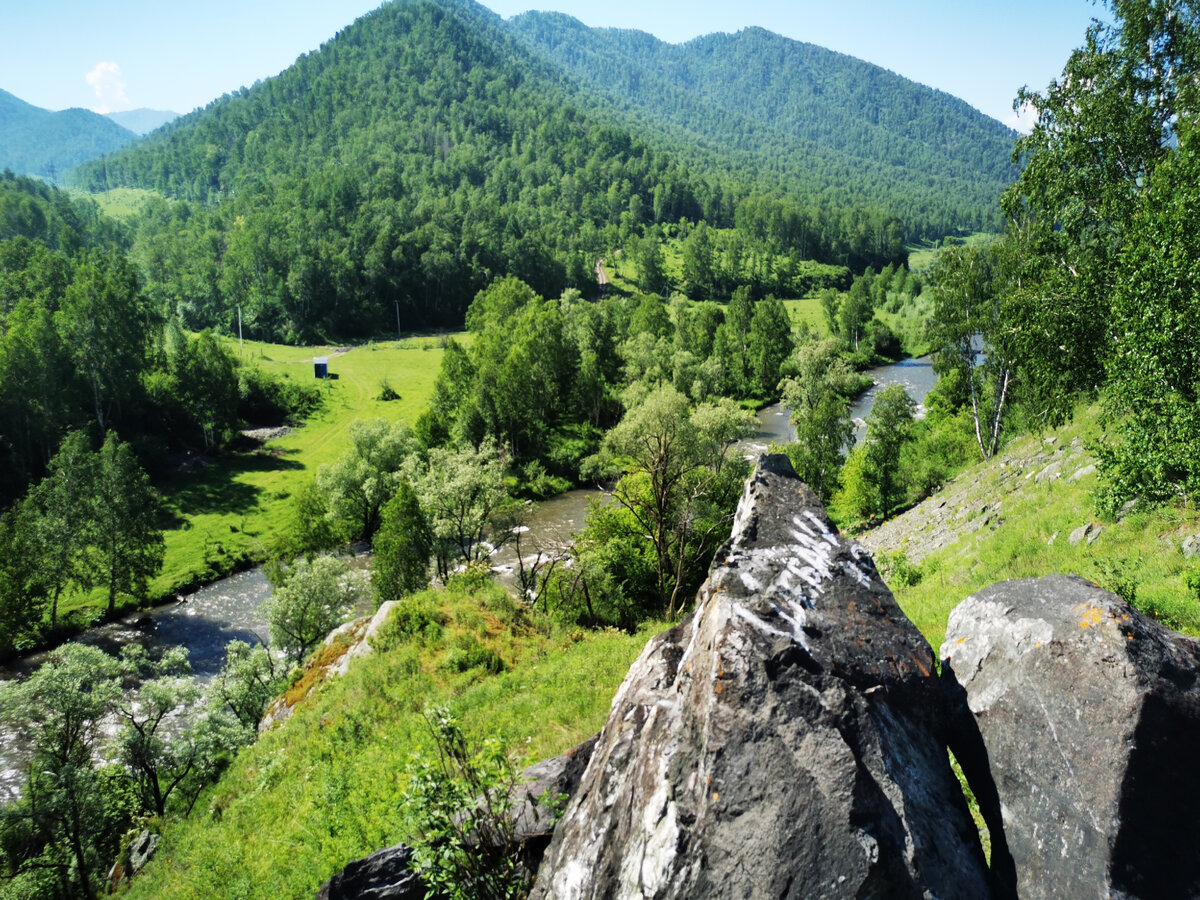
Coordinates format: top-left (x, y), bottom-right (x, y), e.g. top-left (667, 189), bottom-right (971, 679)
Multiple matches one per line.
top-left (0, 89), bottom-right (137, 180)
top-left (67, 0), bottom-right (1005, 342)
top-left (508, 13), bottom-right (1016, 240)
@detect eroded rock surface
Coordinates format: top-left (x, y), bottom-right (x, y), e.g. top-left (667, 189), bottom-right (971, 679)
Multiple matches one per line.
top-left (532, 455), bottom-right (991, 900)
top-left (943, 575), bottom-right (1200, 899)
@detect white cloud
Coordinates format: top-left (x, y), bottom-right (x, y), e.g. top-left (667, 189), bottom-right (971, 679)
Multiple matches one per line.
top-left (85, 61), bottom-right (130, 114)
top-left (1004, 100), bottom-right (1040, 135)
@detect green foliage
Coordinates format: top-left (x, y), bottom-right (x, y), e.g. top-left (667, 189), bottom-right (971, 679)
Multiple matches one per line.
top-left (266, 555), bottom-right (368, 664)
top-left (401, 707), bottom-right (529, 900)
top-left (1096, 125), bottom-right (1200, 511)
top-left (87, 431), bottom-right (166, 616)
top-left (927, 240), bottom-right (1014, 458)
top-left (205, 640), bottom-right (283, 738)
top-left (118, 584), bottom-right (654, 900)
top-left (0, 502), bottom-right (47, 656)
top-left (417, 440), bottom-right (520, 581)
top-left (442, 635), bottom-right (507, 677)
top-left (371, 595), bottom-right (447, 650)
top-left (281, 479), bottom-right (341, 558)
top-left (235, 363), bottom-right (322, 425)
top-left (1002, 0), bottom-right (1200, 446)
top-left (0, 644), bottom-right (124, 899)
top-left (780, 339), bottom-right (858, 502)
top-left (0, 92), bottom-right (137, 181)
top-left (875, 549), bottom-right (924, 588)
top-left (145, 328), bottom-right (240, 451)
top-left (113, 646), bottom-right (202, 818)
top-left (886, 405), bottom-right (1200, 644)
top-left (316, 418), bottom-right (420, 542)
top-left (510, 13), bottom-right (1014, 243)
top-left (571, 385), bottom-right (753, 621)
top-left (862, 384), bottom-right (917, 518)
top-left (372, 481), bottom-right (433, 605)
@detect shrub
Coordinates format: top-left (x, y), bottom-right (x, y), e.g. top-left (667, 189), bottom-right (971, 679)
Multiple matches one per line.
top-left (372, 595), bottom-right (447, 650)
top-left (401, 707), bottom-right (530, 900)
top-left (443, 635), bottom-right (505, 676)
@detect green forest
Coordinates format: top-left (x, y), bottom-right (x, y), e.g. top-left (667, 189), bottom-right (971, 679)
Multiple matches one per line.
top-left (1, 0), bottom-right (1199, 897)
top-left (61, 0), bottom-right (987, 343)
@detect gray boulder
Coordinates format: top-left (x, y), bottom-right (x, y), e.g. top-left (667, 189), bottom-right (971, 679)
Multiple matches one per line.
top-left (532, 455), bottom-right (992, 900)
top-left (942, 574), bottom-right (1200, 899)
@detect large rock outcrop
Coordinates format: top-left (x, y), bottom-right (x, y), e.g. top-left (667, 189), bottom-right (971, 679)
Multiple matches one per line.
top-left (532, 455), bottom-right (992, 899)
top-left (942, 574), bottom-right (1200, 899)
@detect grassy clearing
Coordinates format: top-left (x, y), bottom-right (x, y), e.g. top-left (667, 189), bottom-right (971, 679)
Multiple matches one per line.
top-left (83, 187), bottom-right (164, 222)
top-left (124, 580), bottom-right (659, 900)
top-left (878, 405), bottom-right (1200, 647)
top-left (782, 297), bottom-right (829, 337)
top-left (906, 232), bottom-right (997, 272)
top-left (63, 337), bottom-right (450, 621)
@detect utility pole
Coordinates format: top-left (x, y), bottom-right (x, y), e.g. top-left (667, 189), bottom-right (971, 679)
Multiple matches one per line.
top-left (238, 305), bottom-right (243, 352)
top-left (394, 298), bottom-right (401, 341)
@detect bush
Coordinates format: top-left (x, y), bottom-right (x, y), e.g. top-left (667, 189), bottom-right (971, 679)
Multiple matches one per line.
top-left (376, 377), bottom-right (400, 402)
top-left (401, 707), bottom-right (531, 900)
top-left (372, 594), bottom-right (447, 650)
top-left (238, 365), bottom-right (322, 425)
top-left (443, 634), bottom-right (505, 676)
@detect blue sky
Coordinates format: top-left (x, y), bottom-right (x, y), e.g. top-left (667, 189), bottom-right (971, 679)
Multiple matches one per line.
top-left (1, 0), bottom-right (1105, 129)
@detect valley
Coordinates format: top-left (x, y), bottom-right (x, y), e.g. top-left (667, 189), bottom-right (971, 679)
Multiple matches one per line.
top-left (2, 0), bottom-right (1199, 897)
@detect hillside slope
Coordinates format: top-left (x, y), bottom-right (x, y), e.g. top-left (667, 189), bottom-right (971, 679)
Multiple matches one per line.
top-left (861, 405), bottom-right (1200, 644)
top-left (0, 89), bottom-right (137, 178)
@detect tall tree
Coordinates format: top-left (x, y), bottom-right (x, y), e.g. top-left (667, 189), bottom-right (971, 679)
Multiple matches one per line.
top-left (372, 480), bottom-right (433, 604)
top-left (0, 502), bottom-right (48, 655)
top-left (927, 242), bottom-right (1013, 459)
top-left (27, 430), bottom-right (97, 627)
top-left (267, 555), bottom-right (368, 665)
top-left (862, 384), bottom-right (917, 516)
top-left (86, 431), bottom-right (165, 617)
top-left (55, 251), bottom-right (150, 430)
top-left (0, 644), bottom-right (124, 900)
top-left (781, 339), bottom-right (857, 502)
top-left (316, 418), bottom-right (420, 542)
top-left (1098, 123), bottom-right (1200, 509)
top-left (599, 385), bottom-right (753, 617)
top-left (747, 295), bottom-right (794, 397)
top-left (417, 440), bottom-right (518, 580)
top-left (1002, 0), bottom-right (1200, 424)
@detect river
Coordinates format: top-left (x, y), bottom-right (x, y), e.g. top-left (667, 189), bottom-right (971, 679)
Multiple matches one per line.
top-left (0, 355), bottom-right (936, 801)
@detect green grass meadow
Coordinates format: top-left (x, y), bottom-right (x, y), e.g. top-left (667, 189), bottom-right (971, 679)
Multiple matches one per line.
top-left (886, 405), bottom-right (1200, 647)
top-left (62, 336), bottom-right (450, 620)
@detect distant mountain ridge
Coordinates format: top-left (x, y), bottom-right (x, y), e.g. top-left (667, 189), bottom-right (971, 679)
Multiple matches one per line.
top-left (0, 89), bottom-right (137, 179)
top-left (105, 108), bottom-right (179, 135)
top-left (508, 12), bottom-right (1017, 237)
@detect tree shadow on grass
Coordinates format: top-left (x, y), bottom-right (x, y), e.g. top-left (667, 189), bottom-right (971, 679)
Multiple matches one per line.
top-left (158, 450), bottom-right (306, 526)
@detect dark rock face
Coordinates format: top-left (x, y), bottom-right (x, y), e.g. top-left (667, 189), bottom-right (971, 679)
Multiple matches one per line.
top-left (508, 735), bottom-right (598, 872)
top-left (942, 574), bottom-right (1200, 899)
top-left (531, 455), bottom-right (991, 899)
top-left (315, 844), bottom-right (425, 900)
